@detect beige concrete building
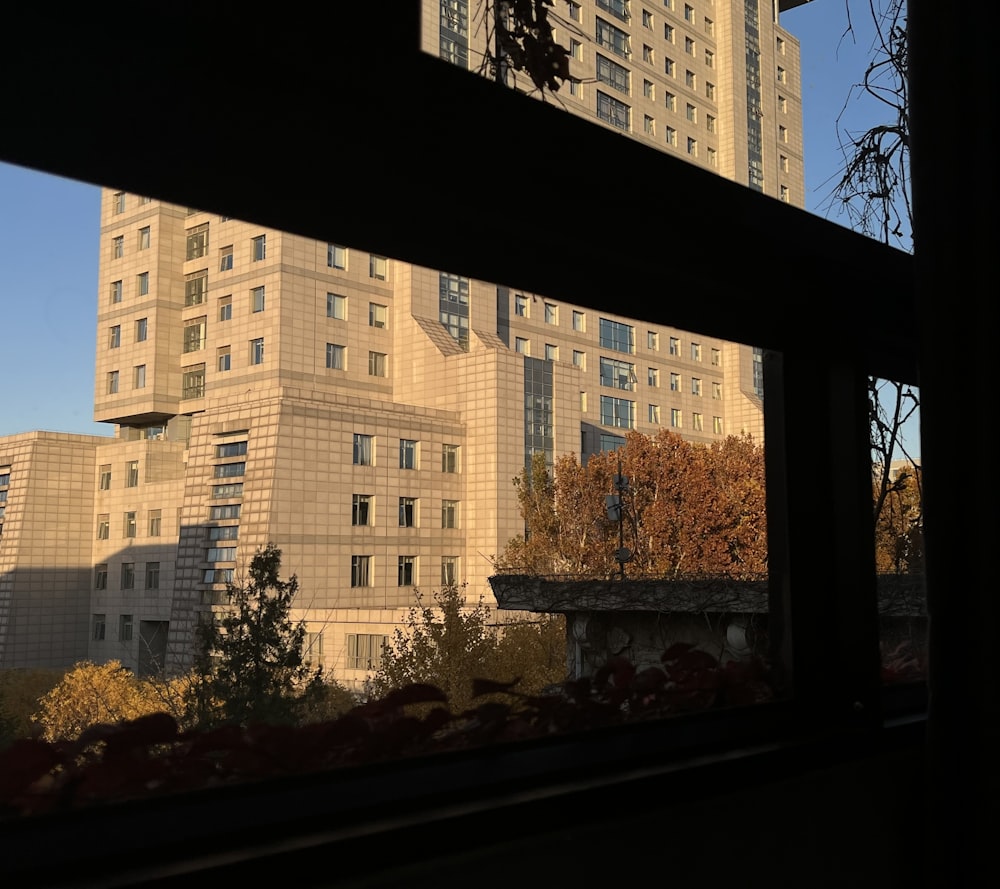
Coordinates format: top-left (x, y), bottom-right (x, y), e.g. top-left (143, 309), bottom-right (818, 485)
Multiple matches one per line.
top-left (0, 0), bottom-right (800, 680)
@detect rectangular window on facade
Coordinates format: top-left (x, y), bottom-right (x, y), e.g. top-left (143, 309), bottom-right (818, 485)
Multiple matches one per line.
top-left (218, 347), bottom-right (231, 372)
top-left (705, 16), bottom-right (714, 35)
top-left (92, 612), bottom-right (106, 639)
top-left (124, 511), bottom-right (137, 537)
top-left (600, 356), bottom-right (637, 390)
top-left (398, 556), bottom-right (416, 587)
top-left (713, 381), bottom-right (722, 399)
top-left (148, 509), bottom-right (161, 536)
top-left (251, 286), bottom-right (265, 313)
top-left (643, 79), bottom-right (654, 99)
top-left (515, 337), bottom-right (528, 354)
top-left (353, 433), bottom-right (374, 466)
top-left (649, 404), bottom-right (660, 424)
top-left (113, 236), bottom-right (124, 259)
top-left (705, 49), bottom-right (714, 68)
top-left (97, 514), bottom-right (110, 540)
top-left (211, 483), bottom-right (244, 499)
top-left (442, 444), bottom-right (459, 473)
top-left (368, 351), bottom-right (387, 377)
top-left (665, 126), bottom-right (677, 146)
top-left (137, 228), bottom-right (150, 253)
top-left (111, 280), bottom-right (122, 304)
top-left (644, 115), bottom-right (655, 135)
top-left (121, 562), bottom-right (135, 590)
top-left (642, 9), bottom-right (652, 27)
top-left (135, 317), bottom-right (148, 342)
top-left (780, 154), bottom-right (789, 173)
top-left (572, 310), bottom-right (585, 331)
top-left (692, 377), bottom-right (702, 395)
top-left (665, 57), bottom-right (675, 76)
top-left (685, 70), bottom-right (696, 89)
top-left (441, 500), bottom-right (458, 529)
top-left (545, 344), bottom-right (558, 361)
top-left (664, 23), bottom-right (674, 42)
top-left (599, 318), bottom-right (636, 354)
top-left (685, 36), bottom-right (695, 55)
top-left (779, 125), bottom-right (788, 143)
top-left (208, 525), bottom-right (238, 541)
top-left (777, 65), bottom-right (786, 83)
top-left (215, 441), bottom-right (248, 459)
top-left (250, 338), bottom-right (264, 365)
top-left (216, 296), bottom-right (231, 323)
top-left (693, 412), bottom-right (704, 431)
top-left (220, 244), bottom-right (233, 271)
top-left (182, 364), bottom-right (206, 398)
top-left (209, 504), bottom-right (241, 520)
top-left (351, 555), bottom-right (371, 588)
top-left (713, 416), bottom-right (723, 434)
top-left (399, 439), bottom-right (417, 469)
top-left (515, 294), bottom-right (528, 316)
top-left (600, 395), bottom-right (636, 429)
top-left (206, 547), bottom-right (236, 563)
top-left (648, 367), bottom-right (659, 386)
top-left (369, 303), bottom-right (388, 328)
top-left (214, 462), bottom-right (245, 479)
top-left (570, 38), bottom-right (582, 60)
top-left (184, 270), bottom-right (206, 306)
top-left (597, 90), bottom-right (631, 131)
top-left (670, 372), bottom-right (681, 391)
top-left (113, 191), bottom-right (126, 214)
top-left (99, 464), bottom-right (112, 490)
top-left (648, 331), bottom-right (659, 350)
top-left (691, 342), bottom-right (702, 361)
top-left (671, 408), bottom-right (682, 428)
top-left (568, 1), bottom-right (581, 21)
top-left (705, 81), bottom-right (716, 100)
top-left (441, 556), bottom-right (459, 587)
top-left (399, 497), bottom-right (416, 528)
top-left (327, 293), bottom-right (347, 319)
top-left (107, 370), bottom-right (119, 394)
top-left (109, 325), bottom-right (121, 349)
top-left (669, 336), bottom-right (680, 355)
top-left (711, 347), bottom-right (721, 366)
top-left (346, 633), bottom-right (387, 670)
top-left (137, 271), bottom-right (150, 296)
top-left (326, 343), bottom-right (345, 370)
top-left (369, 254), bottom-right (387, 280)
top-left (186, 223), bottom-right (209, 260)
top-left (686, 103), bottom-right (696, 123)
top-left (352, 494), bottom-right (372, 526)
top-left (573, 350), bottom-right (585, 368)
top-left (327, 243), bottom-right (347, 269)
top-left (780, 185), bottom-right (790, 203)
top-left (687, 136), bottom-right (698, 156)
top-left (119, 614), bottom-right (133, 641)
top-left (544, 302), bottom-right (557, 324)
top-left (684, 3), bottom-right (693, 21)
top-left (252, 234), bottom-right (266, 261)
top-left (183, 317), bottom-right (207, 353)
top-left (94, 564), bottom-right (109, 590)
top-left (133, 365), bottom-right (146, 389)
top-left (595, 17), bottom-right (630, 59)
top-left (145, 562), bottom-right (160, 590)
top-left (642, 45), bottom-right (653, 64)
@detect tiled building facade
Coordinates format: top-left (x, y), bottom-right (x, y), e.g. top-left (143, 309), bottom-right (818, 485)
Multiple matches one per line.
top-left (0, 0), bottom-right (800, 680)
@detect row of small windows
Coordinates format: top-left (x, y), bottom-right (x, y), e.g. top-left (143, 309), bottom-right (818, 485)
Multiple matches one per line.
top-left (352, 435), bottom-right (460, 472)
top-left (595, 394), bottom-right (724, 432)
top-left (110, 192), bottom-right (153, 214)
top-left (349, 555), bottom-right (461, 589)
top-left (93, 561), bottom-right (160, 592)
top-left (96, 509), bottom-right (163, 539)
top-left (352, 494), bottom-right (461, 529)
top-left (91, 612), bottom-right (138, 642)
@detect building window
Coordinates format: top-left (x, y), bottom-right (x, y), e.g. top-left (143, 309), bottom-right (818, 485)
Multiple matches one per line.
top-left (214, 462), bottom-right (246, 479)
top-left (685, 36), bottom-right (695, 55)
top-left (669, 336), bottom-right (680, 355)
top-left (705, 49), bottom-right (714, 68)
top-left (369, 254), bottom-right (387, 280)
top-left (648, 331), bottom-right (659, 350)
top-left (777, 35), bottom-right (786, 54)
top-left (97, 514), bottom-right (110, 540)
top-left (711, 347), bottom-right (721, 366)
top-left (139, 226), bottom-right (150, 250)
top-left (135, 317), bottom-right (148, 343)
top-left (664, 90), bottom-right (676, 112)
top-left (597, 90), bottom-right (631, 131)
top-left (325, 293), bottom-right (347, 321)
top-left (124, 511), bottom-right (137, 537)
top-left (442, 499), bottom-right (458, 529)
top-left (399, 439), bottom-right (417, 469)
top-left (643, 115), bottom-right (655, 135)
top-left (439, 273), bottom-right (470, 349)
top-left (599, 432), bottom-right (626, 452)
top-left (570, 310), bottom-right (585, 332)
top-left (544, 302), bottom-right (558, 324)
top-left (209, 504), bottom-right (241, 520)
top-left (780, 154), bottom-right (789, 173)
top-left (121, 563), bottom-right (136, 589)
top-left (642, 9), bottom-right (652, 27)
top-left (713, 416), bottom-right (723, 434)
top-left (133, 364), bottom-right (146, 389)
top-left (780, 185), bottom-right (790, 203)
top-left (398, 497), bottom-right (416, 528)
top-left (219, 295), bottom-right (232, 322)
top-left (206, 546), bottom-right (237, 563)
top-left (326, 343), bottom-right (345, 370)
top-left (113, 192), bottom-right (126, 214)
top-left (369, 302), bottom-right (388, 328)
top-left (596, 53), bottom-right (630, 95)
top-left (250, 338), bottom-right (265, 365)
top-left (182, 364), bottom-right (206, 398)
top-left (544, 343), bottom-right (558, 361)
top-left (99, 464), bottom-right (112, 490)
top-left (568, 1), bottom-right (581, 21)
top-left (218, 346), bottom-right (231, 372)
top-left (203, 568), bottom-right (234, 584)
top-left (643, 79), bottom-right (654, 99)
top-left (183, 316), bottom-right (207, 353)
top-left (137, 271), bottom-right (150, 296)
top-left (671, 408), bottom-right (682, 428)
top-left (665, 126), bottom-right (676, 146)
top-left (778, 95), bottom-right (787, 114)
top-left (570, 38), bottom-right (582, 61)
top-left (664, 23), bottom-right (674, 42)
top-left (643, 44), bottom-right (653, 64)
top-left (398, 556), bottom-right (417, 587)
top-left (251, 234), bottom-right (266, 261)
top-left (600, 356), bottom-right (637, 390)
top-left (216, 441), bottom-right (247, 458)
top-left (442, 444), bottom-right (459, 473)
top-left (648, 367), bottom-right (659, 386)
top-left (686, 103), bottom-right (697, 123)
top-left (712, 381), bottom-right (722, 400)
top-left (515, 294), bottom-right (528, 316)
top-left (109, 325), bottom-right (121, 349)
top-left (186, 223), bottom-right (209, 260)
top-left (184, 270), bottom-right (206, 305)
top-left (665, 57), bottom-right (675, 76)
top-left (687, 137), bottom-right (697, 156)
top-left (670, 372), bottom-right (681, 391)
top-left (648, 404), bottom-right (660, 423)
top-left (515, 337), bottom-right (528, 354)
top-left (572, 349), bottom-right (585, 368)
top-left (441, 556), bottom-right (459, 587)
top-left (112, 236), bottom-right (124, 258)
top-left (705, 17), bottom-right (714, 35)
top-left (691, 342), bottom-right (702, 361)
top-left (779, 125), bottom-right (788, 143)
top-left (327, 243), bottom-right (347, 269)
top-left (346, 633), bottom-right (387, 670)
top-left (691, 377), bottom-right (702, 395)
top-left (126, 458), bottom-right (140, 486)
top-left (368, 351), bottom-right (387, 377)
top-left (353, 433), bottom-right (374, 466)
top-left (352, 494), bottom-right (372, 526)
top-left (777, 65), bottom-right (786, 83)
top-left (351, 555), bottom-right (371, 588)
top-left (693, 412), bottom-right (704, 431)
top-left (208, 525), bottom-right (238, 541)
top-left (684, 3), bottom-right (693, 21)
top-left (596, 16), bottom-right (630, 59)
top-left (148, 509), bottom-right (161, 536)
top-left (144, 559), bottom-right (161, 589)
top-left (110, 280), bottom-right (122, 304)
top-left (249, 285), bottom-right (264, 313)
top-left (220, 244), bottom-right (233, 271)
top-left (107, 370), bottom-right (119, 395)
top-left (600, 395), bottom-right (636, 429)
top-left (211, 483), bottom-right (243, 499)
top-left (599, 317), bottom-right (635, 353)
top-left (92, 612), bottom-right (106, 639)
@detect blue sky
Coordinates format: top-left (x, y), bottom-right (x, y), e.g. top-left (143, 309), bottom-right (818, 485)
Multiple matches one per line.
top-left (0, 1), bottom-right (911, 446)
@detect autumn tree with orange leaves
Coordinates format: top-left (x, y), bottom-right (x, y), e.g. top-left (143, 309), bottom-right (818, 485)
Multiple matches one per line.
top-left (497, 430), bottom-right (767, 580)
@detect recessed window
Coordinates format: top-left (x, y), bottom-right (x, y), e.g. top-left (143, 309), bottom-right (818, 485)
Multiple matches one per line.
top-left (148, 510), bottom-right (161, 536)
top-left (665, 126), bottom-right (677, 146)
top-left (643, 79), bottom-right (654, 99)
top-left (327, 243), bottom-right (347, 269)
top-left (600, 356), bottom-right (636, 390)
top-left (777, 36), bottom-right (786, 54)
top-left (648, 404), bottom-right (660, 424)
top-left (544, 302), bottom-right (558, 324)
top-left (326, 343), bottom-right (345, 370)
top-left (92, 612), bottom-right (106, 638)
top-left (705, 81), bottom-right (715, 100)
top-left (252, 234), bottom-right (266, 261)
top-left (515, 337), bottom-right (528, 354)
top-left (670, 372), bottom-right (681, 391)
top-left (596, 17), bottom-right (630, 60)
top-left (97, 514), bottom-right (110, 540)
top-left (138, 226), bottom-right (150, 250)
top-left (686, 103), bottom-right (696, 123)
top-left (352, 494), bottom-right (372, 526)
top-left (713, 416), bottom-right (724, 434)
top-left (687, 136), bottom-right (698, 156)
top-left (648, 367), bottom-right (659, 386)
top-left (136, 317), bottom-right (148, 342)
top-left (218, 346), bottom-right (231, 372)
top-left (133, 364), bottom-right (146, 389)
top-left (685, 37), bottom-right (695, 55)
top-left (399, 439), bottom-right (417, 469)
top-left (705, 49), bottom-right (714, 68)
top-left (704, 17), bottom-right (714, 35)
top-left (442, 443), bottom-right (459, 473)
top-left (642, 9), bottom-right (653, 27)
top-left (185, 223), bottom-right (209, 260)
top-left (600, 395), bottom-right (636, 429)
top-left (711, 348), bottom-right (721, 366)
top-left (572, 310), bottom-right (585, 331)
top-left (599, 317), bottom-right (635, 354)
top-left (99, 464), bottom-right (112, 490)
top-left (684, 4), bottom-right (694, 22)
top-left (346, 633), bottom-right (387, 669)
top-left (570, 39), bottom-right (582, 61)
top-left (545, 343), bottom-right (559, 361)
top-left (369, 302), bottom-right (388, 328)
top-left (685, 69), bottom-right (696, 89)
top-left (113, 192), bottom-right (126, 214)
top-left (441, 556), bottom-right (459, 587)
top-left (777, 66), bottom-right (786, 83)
top-left (442, 499), bottom-right (458, 529)
top-left (145, 562), bottom-right (160, 589)
top-left (706, 114), bottom-right (716, 133)
top-left (220, 244), bottom-right (233, 271)
top-left (596, 55), bottom-right (630, 95)
top-left (183, 316), bottom-right (207, 353)
top-left (353, 433), bottom-right (374, 466)
top-left (648, 331), bottom-right (659, 350)
top-left (643, 44), bottom-right (654, 64)
top-left (671, 408), bottom-right (682, 428)
top-left (109, 325), bottom-right (121, 349)
top-left (398, 556), bottom-right (416, 587)
top-left (107, 370), bottom-right (119, 395)
top-left (112, 236), bottom-right (124, 258)
top-left (707, 147), bottom-right (717, 167)
top-left (644, 115), bottom-right (655, 135)
top-left (110, 280), bottom-right (122, 304)
top-left (124, 511), bottom-right (137, 538)
top-left (693, 412), bottom-right (704, 431)
top-left (368, 351), bottom-right (387, 377)
top-left (250, 337), bottom-right (265, 366)
top-left (780, 154), bottom-right (789, 173)
top-left (573, 350), bottom-right (586, 368)
top-left (665, 57), bottom-right (675, 76)
top-left (126, 460), bottom-right (139, 488)
top-left (691, 342), bottom-right (702, 361)
top-left (568, 1), bottom-right (581, 21)
top-left (515, 294), bottom-right (528, 316)
top-left (664, 24), bottom-right (674, 42)
top-left (219, 295), bottom-right (232, 322)
top-left (121, 563), bottom-right (135, 590)
top-left (251, 285), bottom-right (265, 313)
top-left (184, 270), bottom-right (206, 305)
top-left (399, 497), bottom-right (416, 528)
top-left (327, 292), bottom-right (346, 319)
top-left (182, 364), bottom-right (206, 398)
top-left (94, 568), bottom-right (108, 592)
top-left (137, 271), bottom-right (149, 296)
top-left (779, 125), bottom-right (788, 143)
top-left (712, 381), bottom-right (722, 399)
top-left (351, 555), bottom-right (371, 588)
top-left (369, 254), bottom-right (387, 280)
top-left (780, 185), bottom-right (790, 203)
top-left (778, 95), bottom-right (787, 113)
top-left (669, 336), bottom-right (680, 355)
top-left (692, 377), bottom-right (702, 396)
